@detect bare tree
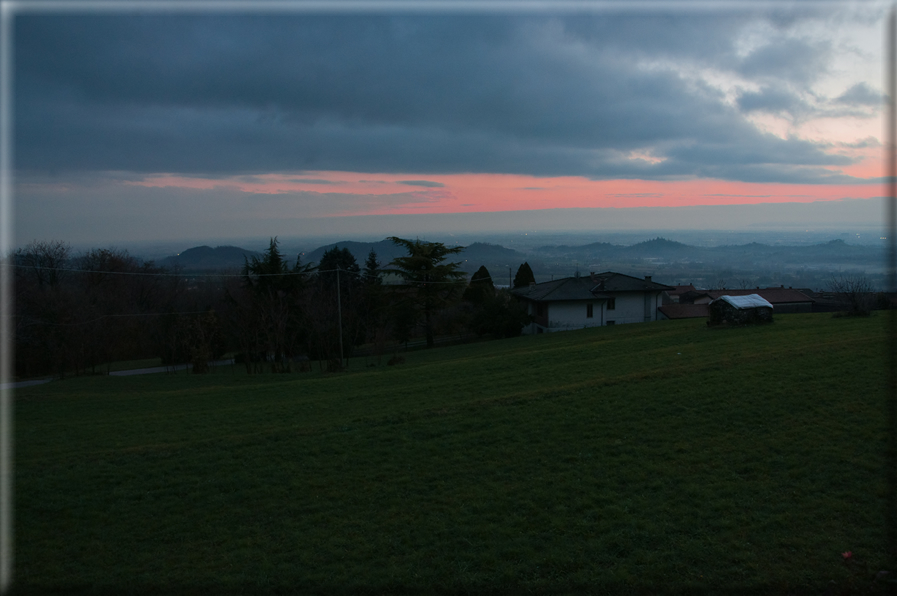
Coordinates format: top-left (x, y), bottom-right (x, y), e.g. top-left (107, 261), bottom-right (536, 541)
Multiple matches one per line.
top-left (828, 274), bottom-right (875, 316)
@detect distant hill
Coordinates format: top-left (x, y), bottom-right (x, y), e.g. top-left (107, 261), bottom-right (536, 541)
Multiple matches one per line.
top-left (620, 237), bottom-right (697, 257)
top-left (456, 243), bottom-right (528, 276)
top-left (158, 237), bottom-right (882, 280)
top-left (302, 239), bottom-right (407, 268)
top-left (160, 245), bottom-right (262, 271)
top-left (533, 237), bottom-right (879, 267)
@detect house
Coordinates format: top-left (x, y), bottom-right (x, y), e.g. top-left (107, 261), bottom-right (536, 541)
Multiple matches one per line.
top-left (511, 272), bottom-right (674, 334)
top-left (708, 294), bottom-right (774, 326)
top-left (663, 284), bottom-right (698, 304)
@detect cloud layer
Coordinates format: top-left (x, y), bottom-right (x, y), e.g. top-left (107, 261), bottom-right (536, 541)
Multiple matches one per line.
top-left (15, 8), bottom-right (884, 185)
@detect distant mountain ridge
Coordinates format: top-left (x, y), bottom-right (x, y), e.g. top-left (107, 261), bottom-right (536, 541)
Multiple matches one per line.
top-left (159, 245), bottom-right (263, 271)
top-left (160, 237), bottom-right (881, 276)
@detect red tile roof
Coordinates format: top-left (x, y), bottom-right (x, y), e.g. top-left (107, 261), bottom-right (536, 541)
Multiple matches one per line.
top-left (667, 284), bottom-right (697, 297)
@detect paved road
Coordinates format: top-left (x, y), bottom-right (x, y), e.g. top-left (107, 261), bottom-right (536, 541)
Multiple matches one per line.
top-left (3, 359), bottom-right (236, 389)
top-left (1, 378), bottom-right (53, 390)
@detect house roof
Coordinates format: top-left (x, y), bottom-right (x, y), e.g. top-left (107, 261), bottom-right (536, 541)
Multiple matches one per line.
top-left (658, 304), bottom-right (709, 319)
top-left (706, 288), bottom-right (814, 304)
top-left (667, 284), bottom-right (697, 297)
top-left (512, 272), bottom-right (674, 302)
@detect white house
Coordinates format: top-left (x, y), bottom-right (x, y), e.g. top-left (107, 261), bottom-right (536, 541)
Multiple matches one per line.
top-left (511, 272), bottom-right (674, 334)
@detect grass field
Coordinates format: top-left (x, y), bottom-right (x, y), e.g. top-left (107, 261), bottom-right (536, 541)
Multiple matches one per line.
top-left (10, 314), bottom-right (893, 594)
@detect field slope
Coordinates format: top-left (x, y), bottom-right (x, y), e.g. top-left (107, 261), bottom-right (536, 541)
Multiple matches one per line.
top-left (12, 314), bottom-right (891, 594)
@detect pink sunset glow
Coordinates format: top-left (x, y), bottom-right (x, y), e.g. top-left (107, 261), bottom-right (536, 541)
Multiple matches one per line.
top-left (129, 168), bottom-right (884, 218)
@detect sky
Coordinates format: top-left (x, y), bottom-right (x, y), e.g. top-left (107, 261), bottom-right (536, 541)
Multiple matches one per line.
top-left (9, 1), bottom-right (893, 246)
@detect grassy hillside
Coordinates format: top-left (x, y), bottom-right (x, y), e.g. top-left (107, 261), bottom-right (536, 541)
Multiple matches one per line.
top-left (12, 314), bottom-right (891, 594)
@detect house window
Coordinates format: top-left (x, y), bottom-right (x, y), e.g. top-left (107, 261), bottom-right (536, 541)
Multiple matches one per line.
top-left (606, 320), bottom-right (615, 326)
top-left (607, 298), bottom-right (616, 310)
top-left (586, 303), bottom-right (593, 318)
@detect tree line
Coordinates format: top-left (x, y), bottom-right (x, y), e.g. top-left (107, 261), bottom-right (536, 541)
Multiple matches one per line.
top-left (12, 237), bottom-right (537, 377)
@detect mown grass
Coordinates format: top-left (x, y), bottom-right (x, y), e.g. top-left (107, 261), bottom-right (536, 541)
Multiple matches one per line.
top-left (11, 314), bottom-right (892, 594)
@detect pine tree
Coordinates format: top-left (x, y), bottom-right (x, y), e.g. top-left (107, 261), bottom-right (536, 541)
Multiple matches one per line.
top-left (236, 237), bottom-right (312, 372)
top-left (362, 248), bottom-right (382, 286)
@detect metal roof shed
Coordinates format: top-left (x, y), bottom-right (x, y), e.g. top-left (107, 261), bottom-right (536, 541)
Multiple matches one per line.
top-left (708, 294), bottom-right (774, 326)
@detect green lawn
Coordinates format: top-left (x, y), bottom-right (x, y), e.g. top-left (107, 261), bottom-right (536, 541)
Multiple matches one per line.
top-left (10, 314), bottom-right (892, 594)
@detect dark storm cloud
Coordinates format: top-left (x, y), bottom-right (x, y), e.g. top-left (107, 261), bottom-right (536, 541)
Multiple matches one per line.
top-left (14, 11), bottom-right (867, 184)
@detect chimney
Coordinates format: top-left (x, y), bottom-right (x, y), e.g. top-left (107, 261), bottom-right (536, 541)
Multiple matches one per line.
top-left (645, 275), bottom-right (652, 283)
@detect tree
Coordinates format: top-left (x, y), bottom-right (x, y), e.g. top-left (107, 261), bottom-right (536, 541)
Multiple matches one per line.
top-left (362, 249), bottom-right (382, 287)
top-left (385, 237), bottom-right (466, 348)
top-left (16, 240), bottom-right (71, 288)
top-left (360, 249), bottom-right (390, 359)
top-left (14, 241), bottom-right (74, 377)
top-left (463, 265), bottom-right (495, 305)
top-left (469, 289), bottom-right (531, 338)
top-left (315, 246), bottom-right (362, 363)
top-left (513, 262), bottom-right (536, 289)
top-left (243, 237), bottom-right (312, 295)
top-left (828, 274), bottom-right (875, 316)
top-left (235, 237), bottom-right (313, 372)
top-left (318, 246), bottom-right (361, 289)
top-left (14, 242), bottom-right (183, 377)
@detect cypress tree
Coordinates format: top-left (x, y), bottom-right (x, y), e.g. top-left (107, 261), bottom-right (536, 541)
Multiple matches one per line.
top-left (463, 265), bottom-right (495, 304)
top-left (513, 262), bottom-right (536, 288)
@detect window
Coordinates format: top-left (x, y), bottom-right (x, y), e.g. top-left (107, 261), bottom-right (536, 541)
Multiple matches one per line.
top-left (606, 320), bottom-right (615, 326)
top-left (607, 298), bottom-right (616, 310)
top-left (586, 303), bottom-right (593, 318)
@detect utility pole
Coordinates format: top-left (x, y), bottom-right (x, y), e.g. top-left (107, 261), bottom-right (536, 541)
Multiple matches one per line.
top-left (337, 265), bottom-right (344, 369)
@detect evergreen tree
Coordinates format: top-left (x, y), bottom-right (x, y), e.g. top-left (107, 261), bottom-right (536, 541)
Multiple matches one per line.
top-left (318, 246), bottom-right (360, 279)
top-left (469, 289), bottom-right (531, 338)
top-left (463, 265), bottom-right (495, 304)
top-left (362, 248), bottom-right (382, 286)
top-left (242, 237), bottom-right (312, 294)
top-left (236, 237), bottom-right (312, 372)
top-left (513, 262), bottom-right (536, 288)
top-left (360, 248), bottom-right (387, 347)
top-left (314, 246), bottom-right (362, 361)
top-left (385, 237), bottom-right (465, 348)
